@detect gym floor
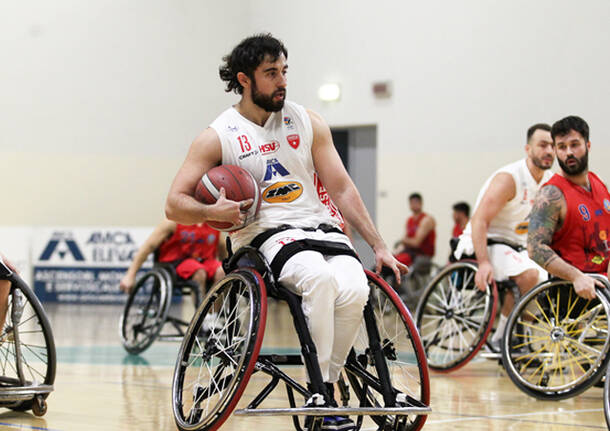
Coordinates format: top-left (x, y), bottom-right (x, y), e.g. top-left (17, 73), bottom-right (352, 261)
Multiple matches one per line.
top-left (0, 301), bottom-right (604, 430)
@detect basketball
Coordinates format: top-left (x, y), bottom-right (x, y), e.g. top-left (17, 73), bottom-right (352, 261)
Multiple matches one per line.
top-left (194, 165), bottom-right (261, 231)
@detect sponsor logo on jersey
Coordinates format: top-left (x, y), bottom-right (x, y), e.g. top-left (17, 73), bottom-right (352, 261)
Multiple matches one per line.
top-left (264, 158), bottom-right (290, 180)
top-left (313, 172), bottom-right (344, 228)
top-left (263, 182), bottom-right (303, 203)
top-left (604, 199), bottom-right (610, 213)
top-left (595, 209), bottom-right (604, 217)
top-left (238, 149), bottom-right (258, 160)
top-left (259, 140), bottom-right (280, 155)
top-left (514, 222), bottom-right (529, 235)
top-left (226, 125), bottom-right (239, 132)
top-left (283, 116), bottom-right (295, 129)
top-left (287, 134), bottom-right (300, 149)
top-left (592, 255), bottom-right (605, 265)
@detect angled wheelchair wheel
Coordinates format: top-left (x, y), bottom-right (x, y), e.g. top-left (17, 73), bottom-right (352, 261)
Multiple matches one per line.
top-left (399, 261), bottom-right (441, 312)
top-left (502, 277), bottom-right (610, 400)
top-left (172, 268), bottom-right (267, 431)
top-left (2, 274), bottom-right (56, 412)
top-left (120, 268), bottom-right (172, 354)
top-left (345, 270), bottom-right (430, 431)
top-left (604, 366), bottom-right (610, 429)
top-left (414, 261), bottom-right (497, 372)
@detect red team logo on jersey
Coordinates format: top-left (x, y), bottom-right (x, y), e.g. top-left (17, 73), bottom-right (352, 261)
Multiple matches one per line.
top-left (287, 134), bottom-right (300, 149)
top-left (313, 173), bottom-right (345, 229)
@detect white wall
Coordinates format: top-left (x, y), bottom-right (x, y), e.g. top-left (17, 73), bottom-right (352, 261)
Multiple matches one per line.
top-left (249, 0), bottom-right (610, 260)
top-left (2, 1), bottom-right (610, 262)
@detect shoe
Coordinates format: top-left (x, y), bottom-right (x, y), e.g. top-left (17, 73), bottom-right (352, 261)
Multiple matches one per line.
top-left (303, 415), bottom-right (356, 431)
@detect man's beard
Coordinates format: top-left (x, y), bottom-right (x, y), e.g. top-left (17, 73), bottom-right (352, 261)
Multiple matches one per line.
top-left (251, 78), bottom-right (285, 112)
top-left (531, 155), bottom-right (553, 170)
top-left (558, 149), bottom-right (588, 175)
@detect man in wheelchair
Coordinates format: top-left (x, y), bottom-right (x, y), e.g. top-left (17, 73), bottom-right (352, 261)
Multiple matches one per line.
top-left (453, 123), bottom-right (554, 348)
top-left (165, 34), bottom-right (406, 430)
top-left (528, 116), bottom-right (610, 298)
top-left (119, 220), bottom-right (224, 297)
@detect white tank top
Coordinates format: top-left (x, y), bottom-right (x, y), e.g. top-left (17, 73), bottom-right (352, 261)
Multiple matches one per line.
top-left (462, 158), bottom-right (553, 246)
top-left (209, 101), bottom-right (339, 249)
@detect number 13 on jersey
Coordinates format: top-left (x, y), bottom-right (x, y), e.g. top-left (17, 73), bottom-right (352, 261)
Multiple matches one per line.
top-left (237, 135), bottom-right (251, 152)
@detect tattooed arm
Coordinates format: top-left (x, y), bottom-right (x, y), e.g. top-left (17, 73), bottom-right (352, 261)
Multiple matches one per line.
top-left (528, 185), bottom-right (601, 299)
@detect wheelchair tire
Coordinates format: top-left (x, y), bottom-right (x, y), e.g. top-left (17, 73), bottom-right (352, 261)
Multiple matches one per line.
top-left (604, 366), bottom-right (610, 429)
top-left (345, 270), bottom-right (430, 431)
top-left (502, 277), bottom-right (610, 400)
top-left (414, 261), bottom-right (497, 372)
top-left (2, 274), bottom-right (56, 412)
top-left (172, 268), bottom-right (267, 431)
top-left (120, 268), bottom-right (172, 354)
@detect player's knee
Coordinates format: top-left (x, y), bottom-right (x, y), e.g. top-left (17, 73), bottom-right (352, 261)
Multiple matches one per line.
top-left (192, 269), bottom-right (208, 286)
top-left (213, 266), bottom-right (224, 283)
top-left (516, 269), bottom-right (539, 291)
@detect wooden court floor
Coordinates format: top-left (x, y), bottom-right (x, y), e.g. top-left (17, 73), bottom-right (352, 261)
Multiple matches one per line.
top-left (0, 301), bottom-right (605, 430)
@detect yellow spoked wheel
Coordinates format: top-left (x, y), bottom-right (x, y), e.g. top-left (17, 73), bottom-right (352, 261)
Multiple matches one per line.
top-left (502, 276), bottom-right (610, 400)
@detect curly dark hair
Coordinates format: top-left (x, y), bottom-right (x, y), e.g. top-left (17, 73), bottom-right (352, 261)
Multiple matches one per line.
top-left (219, 34), bottom-right (288, 95)
top-left (551, 115), bottom-right (589, 142)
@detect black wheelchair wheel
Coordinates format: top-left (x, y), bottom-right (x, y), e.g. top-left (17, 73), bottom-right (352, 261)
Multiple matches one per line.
top-left (604, 366), bottom-right (610, 429)
top-left (172, 268), bottom-right (267, 431)
top-left (502, 277), bottom-right (610, 400)
top-left (345, 270), bottom-right (430, 431)
top-left (120, 269), bottom-right (172, 354)
top-left (415, 261), bottom-right (497, 372)
top-left (2, 274), bottom-right (56, 412)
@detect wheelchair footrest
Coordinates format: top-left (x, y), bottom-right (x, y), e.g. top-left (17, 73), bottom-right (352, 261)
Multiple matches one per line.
top-left (0, 384), bottom-right (53, 401)
top-left (234, 405), bottom-right (431, 417)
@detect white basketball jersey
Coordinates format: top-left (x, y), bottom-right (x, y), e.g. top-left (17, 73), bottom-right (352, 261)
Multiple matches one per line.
top-left (209, 101), bottom-right (339, 249)
top-left (462, 158), bottom-right (553, 246)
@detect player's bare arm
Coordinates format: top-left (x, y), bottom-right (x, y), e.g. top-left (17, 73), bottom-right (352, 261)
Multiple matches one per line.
top-left (308, 109), bottom-right (407, 281)
top-left (120, 220), bottom-right (176, 292)
top-left (402, 215), bottom-right (436, 248)
top-left (165, 128), bottom-right (249, 226)
top-left (528, 185), bottom-right (601, 299)
top-left (471, 172), bottom-right (515, 290)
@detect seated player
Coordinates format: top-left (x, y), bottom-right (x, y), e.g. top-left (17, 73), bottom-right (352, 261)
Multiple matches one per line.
top-left (119, 220), bottom-right (224, 296)
top-left (528, 115), bottom-right (610, 299)
top-left (0, 253), bottom-right (17, 343)
top-left (451, 201), bottom-right (470, 239)
top-left (454, 123), bottom-right (554, 348)
top-left (394, 192), bottom-right (436, 268)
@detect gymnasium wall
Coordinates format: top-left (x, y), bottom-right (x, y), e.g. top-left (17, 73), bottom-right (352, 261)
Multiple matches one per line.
top-left (3, 1), bottom-right (610, 262)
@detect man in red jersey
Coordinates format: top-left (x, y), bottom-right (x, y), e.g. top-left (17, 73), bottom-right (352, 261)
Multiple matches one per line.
top-left (119, 220), bottom-right (224, 295)
top-left (395, 192), bottom-right (436, 267)
top-left (528, 116), bottom-right (610, 299)
top-left (451, 202), bottom-right (470, 239)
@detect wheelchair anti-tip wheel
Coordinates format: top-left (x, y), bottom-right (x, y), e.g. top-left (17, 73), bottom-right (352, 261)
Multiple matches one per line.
top-left (502, 277), bottom-right (610, 400)
top-left (1, 274), bottom-right (56, 414)
top-left (120, 269), bottom-right (172, 354)
top-left (346, 270), bottom-right (430, 431)
top-left (172, 268), bottom-right (267, 431)
top-left (415, 261), bottom-right (497, 372)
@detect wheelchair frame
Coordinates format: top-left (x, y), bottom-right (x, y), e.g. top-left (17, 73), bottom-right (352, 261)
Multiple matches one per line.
top-left (172, 246), bottom-right (431, 431)
top-left (0, 263), bottom-right (56, 416)
top-left (120, 261), bottom-right (202, 354)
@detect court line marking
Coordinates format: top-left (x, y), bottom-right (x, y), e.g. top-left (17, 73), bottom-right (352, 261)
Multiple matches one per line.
top-left (0, 422), bottom-right (62, 431)
top-left (423, 407), bottom-right (605, 428)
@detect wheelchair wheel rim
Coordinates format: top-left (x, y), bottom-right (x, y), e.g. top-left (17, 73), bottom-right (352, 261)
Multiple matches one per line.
top-left (347, 270), bottom-right (430, 431)
top-left (503, 279), bottom-right (610, 397)
top-left (415, 261), bottom-right (496, 371)
top-left (172, 270), bottom-right (266, 431)
top-left (120, 271), bottom-right (170, 353)
top-left (604, 365), bottom-right (610, 428)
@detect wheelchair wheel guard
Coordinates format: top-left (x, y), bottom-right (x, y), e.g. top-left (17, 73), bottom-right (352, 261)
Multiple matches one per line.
top-left (415, 261), bottom-right (497, 372)
top-left (502, 277), bottom-right (610, 400)
top-left (172, 268), bottom-right (267, 431)
top-left (345, 270), bottom-right (430, 431)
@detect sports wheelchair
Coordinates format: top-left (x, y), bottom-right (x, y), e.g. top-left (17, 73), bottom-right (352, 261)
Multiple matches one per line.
top-left (381, 255), bottom-right (440, 312)
top-left (171, 246), bottom-right (431, 431)
top-left (414, 257), bottom-right (517, 372)
top-left (0, 259), bottom-right (56, 416)
top-left (120, 257), bottom-right (203, 354)
top-left (501, 274), bottom-right (610, 400)
top-left (604, 365), bottom-right (610, 429)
